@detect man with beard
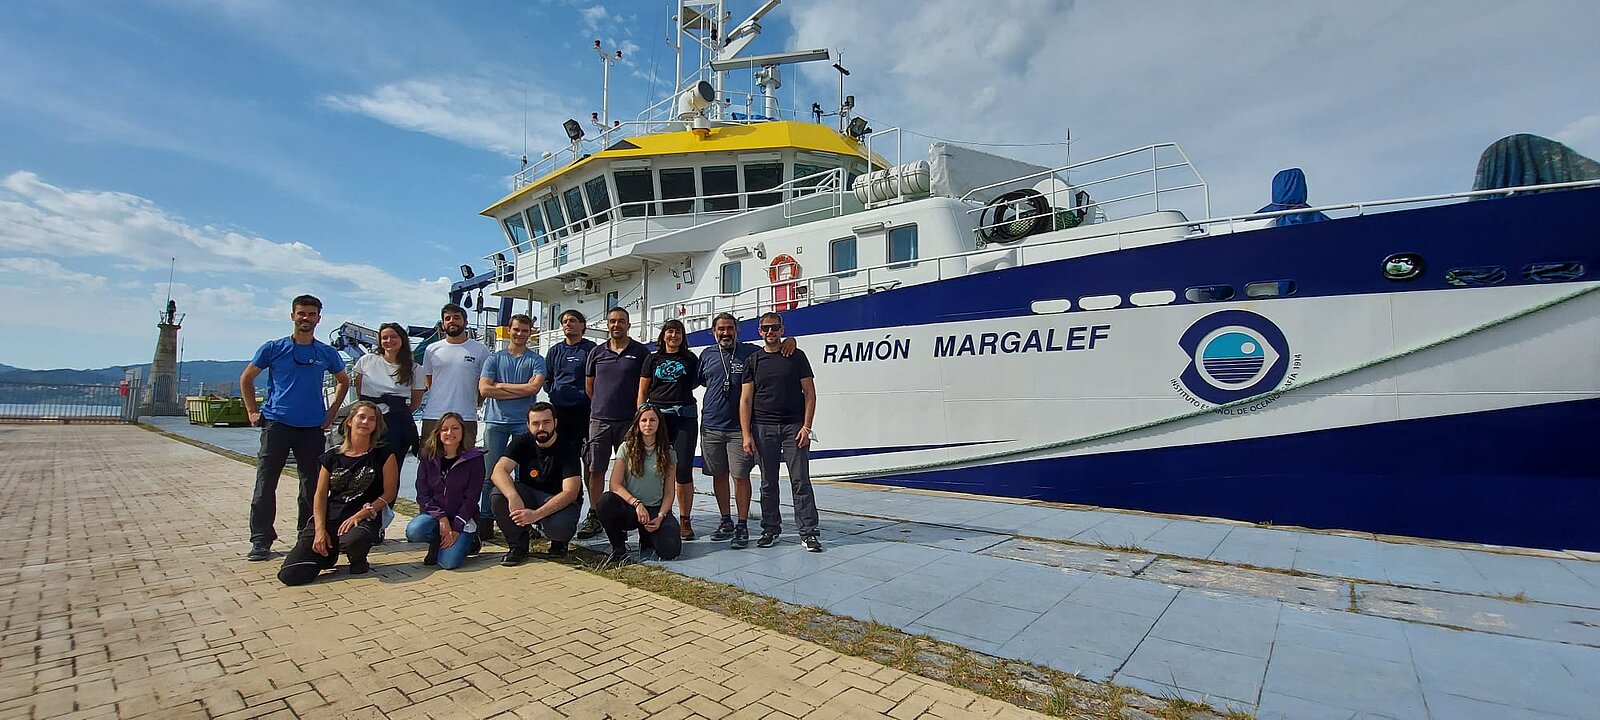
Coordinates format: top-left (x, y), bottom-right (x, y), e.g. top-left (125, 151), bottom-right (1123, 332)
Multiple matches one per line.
top-left (576, 306), bottom-right (648, 539)
top-left (489, 402), bottom-right (583, 565)
top-left (422, 304), bottom-right (491, 540)
top-left (543, 309), bottom-right (597, 503)
top-left (240, 294), bottom-right (350, 561)
top-left (695, 313), bottom-right (761, 547)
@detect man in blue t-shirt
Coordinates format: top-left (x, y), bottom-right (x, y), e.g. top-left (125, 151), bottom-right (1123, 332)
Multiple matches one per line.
top-left (696, 313), bottom-right (761, 547)
top-left (240, 295), bottom-right (350, 561)
top-left (477, 313), bottom-right (546, 542)
top-left (544, 308), bottom-right (597, 479)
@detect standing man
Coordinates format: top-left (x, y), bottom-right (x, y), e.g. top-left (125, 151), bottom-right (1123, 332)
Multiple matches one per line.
top-left (697, 313), bottom-right (761, 548)
top-left (240, 294), bottom-right (350, 561)
top-left (489, 403), bottom-right (583, 565)
top-left (740, 312), bottom-right (821, 552)
top-left (576, 306), bottom-right (648, 539)
top-left (422, 303), bottom-right (490, 539)
top-left (478, 313), bottom-right (546, 541)
top-left (544, 308), bottom-right (597, 505)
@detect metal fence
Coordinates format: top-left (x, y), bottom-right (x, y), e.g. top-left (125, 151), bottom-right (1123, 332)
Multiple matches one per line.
top-left (0, 381), bottom-right (143, 423)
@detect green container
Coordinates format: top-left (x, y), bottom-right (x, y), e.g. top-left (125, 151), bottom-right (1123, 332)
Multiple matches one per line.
top-left (186, 396), bottom-right (254, 426)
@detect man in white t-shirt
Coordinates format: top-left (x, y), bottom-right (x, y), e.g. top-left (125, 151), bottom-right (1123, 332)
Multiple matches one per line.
top-left (421, 303), bottom-right (490, 447)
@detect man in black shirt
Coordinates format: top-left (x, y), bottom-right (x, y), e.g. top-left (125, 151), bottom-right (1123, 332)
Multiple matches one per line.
top-left (739, 312), bottom-right (822, 552)
top-left (489, 402), bottom-right (584, 566)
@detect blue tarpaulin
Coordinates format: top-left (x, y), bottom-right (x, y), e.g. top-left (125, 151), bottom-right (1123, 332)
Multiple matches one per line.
top-left (1257, 168), bottom-right (1330, 225)
top-left (1472, 133), bottom-right (1600, 196)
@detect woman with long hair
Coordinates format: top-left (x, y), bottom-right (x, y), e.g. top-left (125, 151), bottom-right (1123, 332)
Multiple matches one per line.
top-left (636, 318), bottom-right (701, 540)
top-left (279, 401), bottom-right (399, 585)
top-left (352, 323), bottom-right (424, 539)
top-left (405, 412), bottom-right (483, 570)
top-left (595, 405), bottom-right (681, 563)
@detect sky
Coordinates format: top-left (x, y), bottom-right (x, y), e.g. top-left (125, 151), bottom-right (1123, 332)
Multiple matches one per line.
top-left (2, 0), bottom-right (1597, 370)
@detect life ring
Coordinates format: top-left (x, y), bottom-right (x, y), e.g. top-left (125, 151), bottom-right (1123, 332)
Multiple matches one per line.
top-left (769, 254), bottom-right (802, 311)
top-left (980, 189), bottom-right (1051, 242)
top-left (118, 379), bottom-right (130, 397)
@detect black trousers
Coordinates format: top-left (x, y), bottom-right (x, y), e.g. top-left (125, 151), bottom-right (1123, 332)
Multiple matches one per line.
top-left (491, 483), bottom-right (582, 551)
top-left (596, 491), bottom-right (681, 560)
top-left (660, 411), bottom-right (698, 486)
top-left (250, 421), bottom-right (325, 546)
top-left (277, 515), bottom-right (377, 586)
top-left (553, 404), bottom-right (590, 476)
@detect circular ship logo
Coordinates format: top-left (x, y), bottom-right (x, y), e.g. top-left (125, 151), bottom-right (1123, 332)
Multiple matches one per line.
top-left (1177, 310), bottom-right (1290, 405)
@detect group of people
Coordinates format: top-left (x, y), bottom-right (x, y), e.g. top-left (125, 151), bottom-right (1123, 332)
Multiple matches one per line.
top-left (242, 294), bottom-right (821, 586)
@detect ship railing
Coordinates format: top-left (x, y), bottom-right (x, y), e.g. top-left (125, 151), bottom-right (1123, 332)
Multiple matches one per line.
top-left (961, 143), bottom-right (1211, 242)
top-left (632, 86), bottom-right (839, 127)
top-left (0, 381), bottom-right (144, 424)
top-left (487, 168), bottom-right (850, 286)
top-left (650, 177), bottom-right (1600, 332)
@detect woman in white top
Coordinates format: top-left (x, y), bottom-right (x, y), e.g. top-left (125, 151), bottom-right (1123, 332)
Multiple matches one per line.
top-left (353, 323), bottom-right (426, 537)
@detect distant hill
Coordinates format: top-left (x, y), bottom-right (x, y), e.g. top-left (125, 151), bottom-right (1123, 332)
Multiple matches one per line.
top-left (0, 360), bottom-right (252, 394)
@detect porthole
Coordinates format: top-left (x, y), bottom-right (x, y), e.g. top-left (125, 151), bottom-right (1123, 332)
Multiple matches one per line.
top-left (1444, 267), bottom-right (1506, 286)
top-left (1522, 261), bottom-right (1585, 282)
top-left (1383, 252), bottom-right (1424, 281)
top-left (1030, 299), bottom-right (1071, 314)
top-left (1078, 294), bottom-right (1121, 311)
top-left (1245, 280), bottom-right (1297, 298)
top-left (1184, 285), bottom-right (1235, 303)
top-left (1129, 290), bottom-right (1177, 307)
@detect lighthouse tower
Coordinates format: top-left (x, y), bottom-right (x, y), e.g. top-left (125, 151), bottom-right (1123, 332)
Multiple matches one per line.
top-left (142, 299), bottom-right (185, 416)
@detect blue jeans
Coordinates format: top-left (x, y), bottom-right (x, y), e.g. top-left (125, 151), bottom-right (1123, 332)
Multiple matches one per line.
top-left (404, 514), bottom-right (471, 570)
top-left (482, 423), bottom-right (528, 517)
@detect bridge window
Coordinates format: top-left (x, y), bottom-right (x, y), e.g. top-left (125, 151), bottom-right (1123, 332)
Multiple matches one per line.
top-left (502, 213), bottom-right (530, 253)
top-left (745, 162), bottom-right (784, 207)
top-left (660, 168), bottom-right (695, 215)
top-left (606, 290), bottom-right (618, 311)
top-left (562, 186), bottom-right (588, 231)
top-left (830, 237), bottom-right (857, 277)
top-left (614, 170), bottom-right (656, 218)
top-left (888, 224), bottom-right (918, 266)
top-left (1185, 285), bottom-right (1235, 302)
top-left (583, 176), bottom-right (612, 225)
top-left (702, 165), bottom-right (739, 212)
top-left (542, 196), bottom-right (567, 237)
top-left (794, 163), bottom-right (830, 195)
top-left (721, 261), bottom-right (742, 294)
top-left (525, 207), bottom-right (549, 247)
top-left (548, 303), bottom-right (561, 330)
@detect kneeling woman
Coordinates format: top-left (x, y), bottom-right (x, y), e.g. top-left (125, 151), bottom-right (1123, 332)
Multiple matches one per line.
top-left (278, 401), bottom-right (399, 585)
top-left (597, 405), bottom-right (681, 562)
top-left (405, 412), bottom-right (482, 569)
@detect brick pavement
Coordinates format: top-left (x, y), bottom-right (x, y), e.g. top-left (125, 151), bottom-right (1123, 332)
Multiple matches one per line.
top-left (0, 425), bottom-right (1043, 719)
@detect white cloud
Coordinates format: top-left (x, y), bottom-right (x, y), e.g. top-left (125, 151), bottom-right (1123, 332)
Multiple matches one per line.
top-left (0, 171), bottom-right (451, 366)
top-left (323, 75), bottom-right (579, 158)
top-left (579, 5), bottom-right (611, 35)
top-left (1555, 112), bottom-right (1600, 149)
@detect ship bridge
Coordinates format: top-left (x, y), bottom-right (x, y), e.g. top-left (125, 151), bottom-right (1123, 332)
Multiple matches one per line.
top-left (479, 120), bottom-right (883, 304)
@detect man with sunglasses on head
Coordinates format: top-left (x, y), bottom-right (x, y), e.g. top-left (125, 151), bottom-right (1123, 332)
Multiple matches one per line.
top-left (739, 312), bottom-right (822, 552)
top-left (240, 294), bottom-right (350, 562)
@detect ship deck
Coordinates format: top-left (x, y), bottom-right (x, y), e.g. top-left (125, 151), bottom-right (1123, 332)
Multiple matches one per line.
top-left (19, 419), bottom-right (1600, 719)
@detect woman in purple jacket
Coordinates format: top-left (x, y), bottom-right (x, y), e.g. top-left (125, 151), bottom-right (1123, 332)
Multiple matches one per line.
top-left (405, 412), bottom-right (483, 569)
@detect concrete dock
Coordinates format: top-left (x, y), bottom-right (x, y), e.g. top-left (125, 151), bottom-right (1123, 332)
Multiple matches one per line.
top-left (30, 419), bottom-right (1600, 719)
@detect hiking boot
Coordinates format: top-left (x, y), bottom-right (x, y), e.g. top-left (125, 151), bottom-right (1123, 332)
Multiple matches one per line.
top-left (545, 540), bottom-right (569, 558)
top-left (576, 513), bottom-right (603, 540)
top-left (348, 557), bottom-right (371, 574)
top-left (756, 530), bottom-right (778, 548)
top-left (500, 547), bottom-right (528, 567)
top-left (422, 543), bottom-right (439, 566)
top-left (802, 535), bottom-right (823, 553)
top-left (730, 525), bottom-right (749, 549)
top-left (679, 518), bottom-right (697, 541)
top-left (245, 544), bottom-right (271, 561)
top-left (710, 518), bottom-right (736, 541)
top-left (479, 522), bottom-right (496, 543)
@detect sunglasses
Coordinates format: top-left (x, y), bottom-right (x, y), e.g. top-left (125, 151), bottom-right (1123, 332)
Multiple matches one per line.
top-left (759, 324), bottom-right (782, 332)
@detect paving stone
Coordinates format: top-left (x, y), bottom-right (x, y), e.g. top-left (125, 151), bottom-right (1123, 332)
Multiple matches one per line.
top-left (1115, 637), bottom-right (1267, 706)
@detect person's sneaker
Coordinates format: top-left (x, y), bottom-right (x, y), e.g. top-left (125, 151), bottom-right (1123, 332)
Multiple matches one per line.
top-left (607, 546), bottom-right (631, 564)
top-left (245, 544), bottom-right (271, 561)
top-left (576, 513), bottom-right (603, 540)
top-left (500, 548), bottom-right (529, 567)
top-left (422, 543), bottom-right (439, 566)
top-left (756, 530), bottom-right (778, 548)
top-left (545, 540), bottom-right (568, 558)
top-left (468, 536), bottom-right (482, 556)
top-left (710, 518), bottom-right (736, 541)
top-left (348, 558), bottom-right (371, 574)
top-left (802, 535), bottom-right (823, 553)
top-left (730, 525), bottom-right (749, 549)
top-left (679, 518), bottom-right (697, 541)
